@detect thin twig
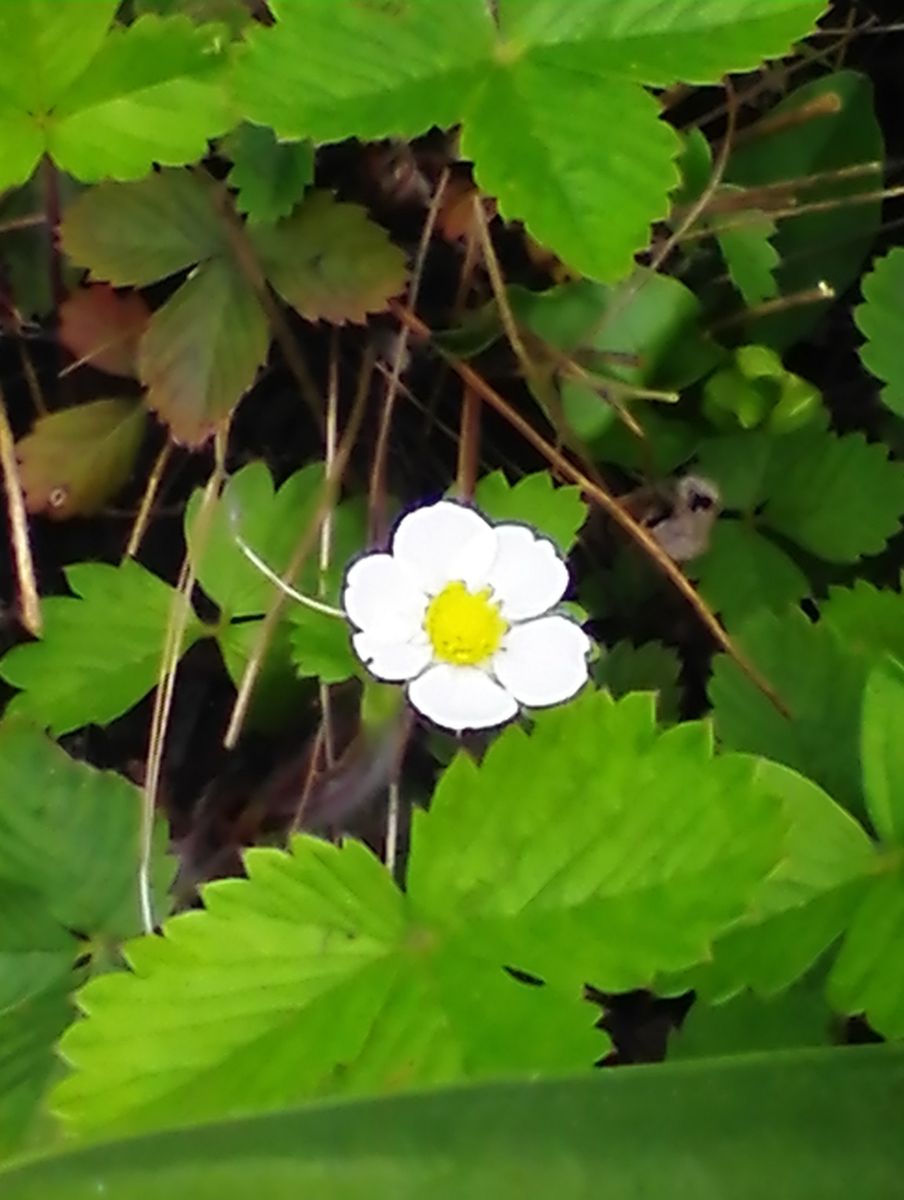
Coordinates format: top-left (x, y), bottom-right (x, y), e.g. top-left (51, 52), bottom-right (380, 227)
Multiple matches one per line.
top-left (125, 439), bottom-right (173, 559)
top-left (681, 183), bottom-right (904, 241)
top-left (319, 330), bottom-right (340, 766)
top-left (369, 167), bottom-right (449, 541)
top-left (0, 387), bottom-right (41, 635)
top-left (138, 428), bottom-right (229, 934)
top-left (456, 387), bottom-right (481, 501)
top-left (392, 303), bottom-right (788, 717)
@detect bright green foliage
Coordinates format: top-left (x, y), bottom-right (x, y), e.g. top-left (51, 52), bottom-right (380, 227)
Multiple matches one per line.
top-left (19, 1049), bottom-right (904, 1197)
top-left (855, 247), bottom-right (904, 416)
top-left (187, 462), bottom-right (364, 689)
top-left (727, 71), bottom-right (884, 350)
top-left (0, 561), bottom-right (203, 736)
top-left (662, 760), bottom-right (874, 1002)
top-left (234, 0), bottom-right (825, 282)
top-left (701, 345), bottom-right (823, 435)
top-left (473, 470), bottom-right (587, 553)
top-left (692, 428), bottom-right (904, 621)
top-left (15, 399), bottom-right (147, 520)
top-left (134, 0), bottom-right (253, 36)
top-left (0, 720), bottom-right (172, 1155)
top-left (861, 657), bottom-right (904, 845)
top-left (53, 690), bottom-right (788, 1137)
top-left (223, 124), bottom-right (314, 224)
top-left (252, 191), bottom-right (408, 324)
top-left (0, 5), bottom-right (230, 191)
top-left (595, 640), bottom-right (682, 723)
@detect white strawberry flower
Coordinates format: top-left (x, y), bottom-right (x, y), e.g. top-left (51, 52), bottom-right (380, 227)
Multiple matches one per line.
top-left (343, 500), bottom-right (591, 731)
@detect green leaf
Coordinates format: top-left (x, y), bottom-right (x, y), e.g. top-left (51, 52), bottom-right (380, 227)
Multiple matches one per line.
top-left (216, 619), bottom-right (311, 730)
top-left (709, 608), bottom-right (868, 816)
top-left (253, 190), bottom-right (407, 324)
top-left (16, 400), bottom-right (146, 521)
top-left (134, 0), bottom-right (252, 36)
top-left (224, 124), bottom-right (314, 224)
top-left (287, 607), bottom-right (357, 684)
top-left (829, 872), bottom-right (904, 1038)
top-left (715, 209), bottom-right (780, 307)
top-left (10, 1049), bottom-right (904, 1197)
top-left (54, 834), bottom-right (600, 1138)
top-left (235, 0), bottom-right (825, 282)
top-left (0, 720), bottom-right (173, 1156)
top-left (138, 256), bottom-right (269, 446)
top-left (472, 470), bottom-right (587, 554)
top-left (409, 691), bottom-right (785, 994)
top-left (661, 760), bottom-right (875, 1002)
top-left (691, 520), bottom-right (810, 624)
top-left (762, 430), bottom-right (904, 563)
top-left (594, 640), bottom-right (682, 723)
top-left (61, 170), bottom-right (226, 287)
top-left (0, 11), bottom-right (231, 190)
top-left (671, 969), bottom-right (833, 1060)
top-left (861, 656), bottom-right (904, 846)
top-left (821, 579), bottom-right (904, 663)
top-left (0, 560), bottom-right (204, 736)
top-left (727, 71), bottom-right (884, 350)
top-left (856, 246), bottom-right (904, 417)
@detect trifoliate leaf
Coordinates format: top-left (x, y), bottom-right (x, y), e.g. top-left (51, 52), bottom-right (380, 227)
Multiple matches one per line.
top-left (16, 399), bottom-right (146, 521)
top-left (856, 246), bottom-right (904, 416)
top-left (661, 760), bottom-right (875, 1002)
top-left (51, 689), bottom-right (788, 1140)
top-left (253, 191), bottom-right (407, 324)
top-left (821, 579), bottom-right (904, 663)
top-left (0, 561), bottom-right (204, 736)
top-left (709, 608), bottom-right (869, 818)
top-left (473, 470), bottom-right (587, 554)
top-left (691, 520), bottom-right (811, 624)
top-left (0, 8), bottom-right (231, 190)
top-left (55, 835), bottom-right (600, 1138)
top-left (61, 170), bottom-right (227, 286)
top-left (727, 70), bottom-right (884, 350)
top-left (58, 285), bottom-right (150, 378)
top-left (235, 0), bottom-right (825, 283)
top-left (224, 124), bottom-right (314, 224)
top-left (594, 640), bottom-right (682, 723)
top-left (861, 656), bottom-right (904, 847)
top-left (409, 691), bottom-right (786, 995)
top-left (139, 256), bottom-right (269, 446)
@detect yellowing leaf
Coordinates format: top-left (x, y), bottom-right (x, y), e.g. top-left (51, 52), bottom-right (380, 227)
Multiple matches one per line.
top-left (253, 190), bottom-right (408, 324)
top-left (58, 285), bottom-right (150, 378)
top-left (16, 399), bottom-right (146, 520)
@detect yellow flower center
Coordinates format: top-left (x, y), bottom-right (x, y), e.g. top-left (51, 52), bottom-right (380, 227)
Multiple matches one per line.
top-left (423, 580), bottom-right (508, 666)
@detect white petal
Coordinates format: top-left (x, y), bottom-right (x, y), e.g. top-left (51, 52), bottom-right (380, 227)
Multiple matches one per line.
top-left (493, 616), bottom-right (590, 709)
top-left (408, 664), bottom-right (518, 731)
top-left (485, 524), bottom-right (569, 621)
top-left (392, 501), bottom-right (497, 593)
top-left (343, 553), bottom-right (428, 641)
top-left (352, 631), bottom-right (432, 682)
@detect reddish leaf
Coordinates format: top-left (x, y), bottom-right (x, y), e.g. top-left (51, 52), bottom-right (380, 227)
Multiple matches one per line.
top-left (17, 399), bottom-right (146, 519)
top-left (138, 257), bottom-right (269, 446)
top-left (253, 190), bottom-right (408, 324)
top-left (59, 285), bottom-right (150, 378)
